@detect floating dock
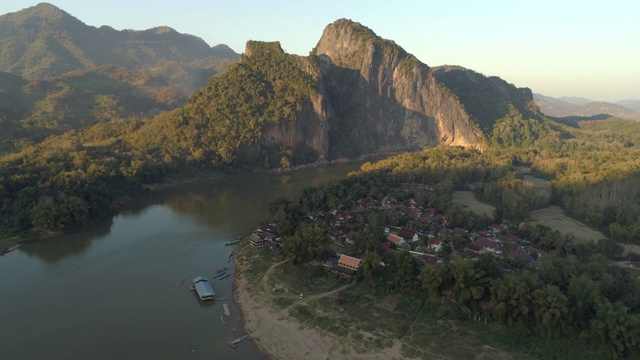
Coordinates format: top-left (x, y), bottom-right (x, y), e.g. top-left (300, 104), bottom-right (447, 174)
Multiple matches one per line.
top-left (223, 303), bottom-right (231, 316)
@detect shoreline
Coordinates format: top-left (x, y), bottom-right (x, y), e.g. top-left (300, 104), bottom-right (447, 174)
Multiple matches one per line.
top-left (231, 246), bottom-right (405, 360)
top-left (0, 158), bottom-right (369, 254)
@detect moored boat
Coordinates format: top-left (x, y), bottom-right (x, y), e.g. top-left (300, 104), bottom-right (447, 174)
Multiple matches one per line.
top-left (217, 273), bottom-right (230, 280)
top-left (227, 334), bottom-right (249, 349)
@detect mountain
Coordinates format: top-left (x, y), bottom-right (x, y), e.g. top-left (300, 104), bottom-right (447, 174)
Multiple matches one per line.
top-left (0, 3), bottom-right (239, 90)
top-left (0, 17), bottom-right (573, 238)
top-left (432, 65), bottom-right (540, 132)
top-left (131, 19), bottom-right (552, 167)
top-left (617, 99), bottom-right (640, 113)
top-left (310, 20), bottom-right (485, 156)
top-left (557, 96), bottom-right (593, 105)
top-left (533, 93), bottom-right (640, 121)
top-left (0, 65), bottom-right (199, 154)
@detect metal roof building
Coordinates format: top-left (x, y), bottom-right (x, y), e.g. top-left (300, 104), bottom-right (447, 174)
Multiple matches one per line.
top-left (193, 276), bottom-right (216, 301)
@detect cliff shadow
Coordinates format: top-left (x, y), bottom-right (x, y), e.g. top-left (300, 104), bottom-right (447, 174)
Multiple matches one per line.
top-left (318, 56), bottom-right (444, 160)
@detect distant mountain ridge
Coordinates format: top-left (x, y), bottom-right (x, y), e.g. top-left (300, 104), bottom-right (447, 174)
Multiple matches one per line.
top-left (0, 3), bottom-right (239, 89)
top-left (534, 93), bottom-right (640, 121)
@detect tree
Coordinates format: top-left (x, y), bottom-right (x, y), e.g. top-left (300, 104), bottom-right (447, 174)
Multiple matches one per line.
top-left (490, 272), bottom-right (532, 325)
top-left (531, 285), bottom-right (568, 339)
top-left (588, 299), bottom-right (640, 359)
top-left (360, 250), bottom-right (383, 287)
top-left (283, 224), bottom-right (330, 264)
top-left (567, 275), bottom-right (600, 330)
top-left (393, 250), bottom-right (417, 290)
top-left (419, 263), bottom-right (451, 298)
top-left (450, 258), bottom-right (491, 310)
top-left (30, 197), bottom-right (62, 231)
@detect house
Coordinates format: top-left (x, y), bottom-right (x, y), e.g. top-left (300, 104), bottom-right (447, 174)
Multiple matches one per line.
top-left (250, 224), bottom-right (281, 248)
top-left (398, 228), bottom-right (419, 242)
top-left (477, 230), bottom-right (492, 238)
top-left (250, 233), bottom-right (266, 248)
top-left (467, 242), bottom-right (483, 253)
top-left (416, 253), bottom-right (437, 266)
top-left (337, 254), bottom-right (362, 271)
top-left (453, 227), bottom-right (468, 236)
top-left (387, 234), bottom-right (404, 246)
top-left (472, 237), bottom-right (502, 254)
top-left (507, 250), bottom-right (534, 263)
top-left (429, 238), bottom-right (443, 252)
top-left (378, 242), bottom-right (393, 253)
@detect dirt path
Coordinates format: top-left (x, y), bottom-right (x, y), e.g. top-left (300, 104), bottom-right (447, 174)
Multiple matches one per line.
top-left (260, 258), bottom-right (353, 302)
top-left (260, 259), bottom-right (289, 294)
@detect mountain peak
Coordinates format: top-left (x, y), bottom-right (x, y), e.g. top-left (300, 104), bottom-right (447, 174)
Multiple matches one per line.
top-left (6, 2), bottom-right (73, 22)
top-left (312, 18), bottom-right (410, 73)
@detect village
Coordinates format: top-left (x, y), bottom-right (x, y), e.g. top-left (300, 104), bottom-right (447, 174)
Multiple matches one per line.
top-left (247, 187), bottom-right (546, 277)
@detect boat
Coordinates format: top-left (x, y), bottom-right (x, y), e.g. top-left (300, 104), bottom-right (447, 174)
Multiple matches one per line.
top-left (228, 249), bottom-right (234, 258)
top-left (217, 273), bottom-right (230, 280)
top-left (215, 271), bottom-right (228, 280)
top-left (220, 314), bottom-right (226, 325)
top-left (234, 319), bottom-right (240, 332)
top-left (192, 276), bottom-right (216, 301)
top-left (227, 334), bottom-right (249, 349)
top-left (224, 237), bottom-right (242, 246)
top-left (216, 266), bottom-right (227, 273)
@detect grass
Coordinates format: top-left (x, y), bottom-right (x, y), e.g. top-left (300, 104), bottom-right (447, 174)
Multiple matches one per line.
top-left (244, 250), bottom-right (618, 360)
top-left (530, 206), bottom-right (606, 243)
top-left (453, 190), bottom-right (495, 216)
top-left (270, 262), bottom-right (349, 296)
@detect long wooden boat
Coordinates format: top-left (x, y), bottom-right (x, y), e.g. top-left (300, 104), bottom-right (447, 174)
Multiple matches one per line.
top-left (227, 334), bottom-right (249, 349)
top-left (224, 238), bottom-right (242, 246)
top-left (217, 273), bottom-right (230, 280)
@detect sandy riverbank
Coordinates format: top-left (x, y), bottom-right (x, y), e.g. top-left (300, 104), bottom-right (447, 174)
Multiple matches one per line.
top-left (232, 251), bottom-right (405, 360)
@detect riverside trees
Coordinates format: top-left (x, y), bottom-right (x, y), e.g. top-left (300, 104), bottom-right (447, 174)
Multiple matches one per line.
top-left (270, 144), bottom-right (640, 358)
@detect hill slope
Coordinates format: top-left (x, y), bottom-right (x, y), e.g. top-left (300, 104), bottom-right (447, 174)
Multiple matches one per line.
top-left (0, 3), bottom-right (238, 90)
top-left (534, 93), bottom-right (640, 121)
top-left (433, 65), bottom-right (541, 132)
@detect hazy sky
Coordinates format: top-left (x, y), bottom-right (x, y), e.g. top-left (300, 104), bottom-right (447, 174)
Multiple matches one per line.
top-left (2, 0), bottom-right (639, 101)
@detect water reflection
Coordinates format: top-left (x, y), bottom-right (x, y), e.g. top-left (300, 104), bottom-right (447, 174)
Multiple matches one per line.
top-left (20, 217), bottom-right (113, 263)
top-left (1, 162), bottom-right (365, 360)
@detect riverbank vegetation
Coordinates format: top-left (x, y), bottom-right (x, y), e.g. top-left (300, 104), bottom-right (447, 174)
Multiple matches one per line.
top-left (260, 144), bottom-right (640, 359)
top-left (2, 68), bottom-right (640, 259)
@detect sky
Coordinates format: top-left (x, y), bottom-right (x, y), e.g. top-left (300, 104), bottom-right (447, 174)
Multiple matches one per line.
top-left (1, 0), bottom-right (639, 102)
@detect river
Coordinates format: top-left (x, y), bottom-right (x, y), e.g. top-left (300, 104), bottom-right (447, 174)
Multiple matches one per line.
top-left (0, 163), bottom-right (363, 360)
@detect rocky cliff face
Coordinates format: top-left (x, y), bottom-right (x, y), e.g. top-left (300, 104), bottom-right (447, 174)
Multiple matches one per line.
top-left (310, 19), bottom-right (486, 157)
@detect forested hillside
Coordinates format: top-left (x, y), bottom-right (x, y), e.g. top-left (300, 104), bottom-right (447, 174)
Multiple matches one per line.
top-left (0, 3), bottom-right (239, 85)
top-left (0, 66), bottom-right (204, 154)
top-left (2, 13), bottom-right (640, 269)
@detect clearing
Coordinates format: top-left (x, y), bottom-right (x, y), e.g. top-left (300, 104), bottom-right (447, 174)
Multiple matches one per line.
top-left (453, 191), bottom-right (495, 217)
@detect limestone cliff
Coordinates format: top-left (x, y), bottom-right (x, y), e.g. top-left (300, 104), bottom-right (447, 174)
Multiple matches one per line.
top-left (243, 41), bottom-right (331, 161)
top-left (143, 20), bottom-right (539, 169)
top-left (310, 19), bottom-right (486, 158)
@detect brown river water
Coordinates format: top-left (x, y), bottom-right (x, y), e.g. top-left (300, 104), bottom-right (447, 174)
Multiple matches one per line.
top-left (0, 163), bottom-right (362, 360)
